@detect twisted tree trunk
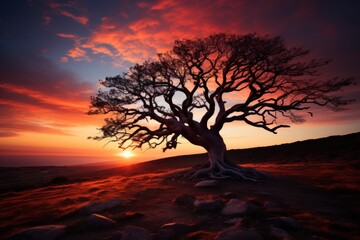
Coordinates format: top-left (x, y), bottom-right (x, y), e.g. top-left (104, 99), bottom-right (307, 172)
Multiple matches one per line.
top-left (185, 132), bottom-right (268, 181)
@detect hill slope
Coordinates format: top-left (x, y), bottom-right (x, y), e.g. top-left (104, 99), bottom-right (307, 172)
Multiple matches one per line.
top-left (96, 132), bottom-right (360, 176)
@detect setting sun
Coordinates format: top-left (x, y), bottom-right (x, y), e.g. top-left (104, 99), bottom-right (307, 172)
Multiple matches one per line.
top-left (119, 151), bottom-right (134, 158)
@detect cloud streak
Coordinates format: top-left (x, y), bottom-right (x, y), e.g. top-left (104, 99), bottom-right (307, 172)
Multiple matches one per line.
top-left (0, 47), bottom-right (94, 137)
top-left (47, 0), bottom-right (89, 25)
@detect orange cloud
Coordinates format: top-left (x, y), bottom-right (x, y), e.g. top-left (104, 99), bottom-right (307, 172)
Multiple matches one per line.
top-left (63, 0), bottom-right (242, 64)
top-left (67, 47), bottom-right (90, 61)
top-left (0, 47), bottom-right (97, 137)
top-left (128, 19), bottom-right (160, 32)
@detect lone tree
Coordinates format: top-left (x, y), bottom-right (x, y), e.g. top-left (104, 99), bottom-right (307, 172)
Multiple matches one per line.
top-left (89, 33), bottom-right (353, 180)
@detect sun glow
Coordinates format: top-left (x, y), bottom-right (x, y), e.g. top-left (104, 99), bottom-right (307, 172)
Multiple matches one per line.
top-left (119, 150), bottom-right (134, 158)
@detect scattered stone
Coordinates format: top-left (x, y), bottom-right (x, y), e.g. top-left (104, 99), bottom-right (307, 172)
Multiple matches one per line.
top-left (269, 225), bottom-right (293, 240)
top-left (222, 199), bottom-right (258, 216)
top-left (173, 194), bottom-right (196, 207)
top-left (269, 217), bottom-right (302, 231)
top-left (87, 213), bottom-right (116, 229)
top-left (79, 198), bottom-right (126, 214)
top-left (194, 180), bottom-right (219, 188)
top-left (121, 226), bottom-right (152, 240)
top-left (7, 225), bottom-right (66, 240)
top-left (215, 226), bottom-right (263, 240)
top-left (194, 199), bottom-right (223, 212)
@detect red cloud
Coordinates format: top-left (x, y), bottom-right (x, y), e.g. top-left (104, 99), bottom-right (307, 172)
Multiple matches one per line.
top-left (47, 0), bottom-right (360, 126)
top-left (0, 48), bottom-right (97, 137)
top-left (63, 0), bottom-right (244, 64)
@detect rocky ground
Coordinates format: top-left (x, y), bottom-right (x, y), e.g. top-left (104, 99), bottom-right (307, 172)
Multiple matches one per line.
top-left (0, 161), bottom-right (359, 240)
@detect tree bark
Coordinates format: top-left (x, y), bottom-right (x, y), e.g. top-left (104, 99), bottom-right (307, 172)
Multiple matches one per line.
top-left (184, 132), bottom-right (268, 181)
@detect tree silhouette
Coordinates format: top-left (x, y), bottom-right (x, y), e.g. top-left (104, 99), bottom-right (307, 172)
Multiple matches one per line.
top-left (89, 33), bottom-right (353, 180)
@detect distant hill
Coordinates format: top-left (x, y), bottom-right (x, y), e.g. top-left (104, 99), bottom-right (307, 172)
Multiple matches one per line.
top-left (95, 132), bottom-right (360, 177)
top-left (229, 132), bottom-right (360, 164)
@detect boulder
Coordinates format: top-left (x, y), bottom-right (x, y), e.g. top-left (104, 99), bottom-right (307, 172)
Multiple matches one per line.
top-left (79, 198), bottom-right (126, 214)
top-left (121, 226), bottom-right (152, 240)
top-left (7, 225), bottom-right (66, 240)
top-left (269, 217), bottom-right (302, 231)
top-left (194, 180), bottom-right (219, 188)
top-left (215, 226), bottom-right (263, 240)
top-left (222, 199), bottom-right (258, 216)
top-left (87, 213), bottom-right (117, 229)
top-left (194, 199), bottom-right (223, 212)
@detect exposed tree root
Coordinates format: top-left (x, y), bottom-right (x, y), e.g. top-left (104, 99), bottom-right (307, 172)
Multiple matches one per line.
top-left (164, 162), bottom-right (271, 182)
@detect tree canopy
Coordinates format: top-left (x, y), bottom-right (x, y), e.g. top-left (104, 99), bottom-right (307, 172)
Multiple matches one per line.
top-left (89, 33), bottom-right (353, 179)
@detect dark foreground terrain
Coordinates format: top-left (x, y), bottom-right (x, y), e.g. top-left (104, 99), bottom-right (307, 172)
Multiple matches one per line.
top-left (0, 133), bottom-right (359, 240)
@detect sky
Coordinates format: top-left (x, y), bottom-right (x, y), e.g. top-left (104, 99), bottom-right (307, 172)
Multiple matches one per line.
top-left (0, 0), bottom-right (360, 167)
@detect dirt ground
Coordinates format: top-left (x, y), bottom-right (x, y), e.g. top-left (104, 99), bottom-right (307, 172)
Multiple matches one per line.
top-left (0, 161), bottom-right (358, 240)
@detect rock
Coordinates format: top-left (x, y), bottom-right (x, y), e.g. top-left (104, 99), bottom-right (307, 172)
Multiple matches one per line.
top-left (222, 199), bottom-right (258, 216)
top-left (79, 198), bottom-right (126, 214)
top-left (269, 217), bottom-right (302, 231)
top-left (87, 213), bottom-right (116, 229)
top-left (173, 194), bottom-right (196, 207)
top-left (215, 226), bottom-right (263, 240)
top-left (7, 225), bottom-right (66, 240)
top-left (194, 180), bottom-right (219, 188)
top-left (121, 226), bottom-right (152, 240)
top-left (194, 199), bottom-right (223, 212)
top-left (269, 225), bottom-right (293, 240)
